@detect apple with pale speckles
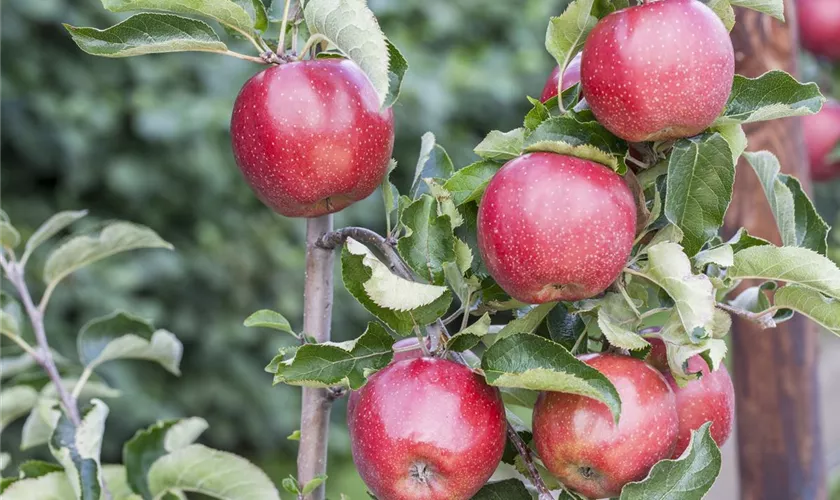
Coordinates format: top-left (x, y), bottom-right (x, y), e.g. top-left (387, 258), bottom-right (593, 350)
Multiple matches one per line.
top-left (797, 0), bottom-right (840, 60)
top-left (348, 357), bottom-right (507, 500)
top-left (803, 99), bottom-right (840, 182)
top-left (540, 53), bottom-right (582, 103)
top-left (646, 338), bottom-right (735, 457)
top-left (581, 0), bottom-right (734, 142)
top-left (230, 59), bottom-right (394, 217)
top-left (533, 354), bottom-right (679, 499)
top-left (477, 152), bottom-right (636, 304)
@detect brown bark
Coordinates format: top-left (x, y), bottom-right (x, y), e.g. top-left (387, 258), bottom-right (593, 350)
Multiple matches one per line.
top-left (297, 214), bottom-right (335, 500)
top-left (726, 3), bottom-right (826, 499)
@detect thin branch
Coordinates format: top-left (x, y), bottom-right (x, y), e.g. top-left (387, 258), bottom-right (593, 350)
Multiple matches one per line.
top-left (0, 254), bottom-right (81, 425)
top-left (72, 367), bottom-right (94, 399)
top-left (297, 214), bottom-right (335, 500)
top-left (317, 226), bottom-right (414, 280)
top-left (507, 425), bottom-right (555, 500)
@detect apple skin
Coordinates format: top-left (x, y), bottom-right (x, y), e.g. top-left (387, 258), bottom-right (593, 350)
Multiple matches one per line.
top-left (540, 53), bottom-right (582, 103)
top-left (532, 354), bottom-right (678, 499)
top-left (797, 0), bottom-right (840, 60)
top-left (581, 0), bottom-right (734, 142)
top-left (347, 358), bottom-right (507, 500)
top-left (230, 59), bottom-right (395, 217)
top-left (477, 152), bottom-right (636, 304)
top-left (646, 338), bottom-right (735, 457)
top-left (803, 99), bottom-right (840, 182)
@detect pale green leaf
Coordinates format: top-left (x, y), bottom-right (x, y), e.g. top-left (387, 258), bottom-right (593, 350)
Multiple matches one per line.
top-left (304, 0), bottom-right (390, 107)
top-left (0, 310), bottom-right (20, 338)
top-left (729, 0), bottom-right (784, 20)
top-left (702, 0), bottom-right (736, 30)
top-left (774, 285), bottom-right (840, 336)
top-left (425, 179), bottom-right (463, 228)
top-left (714, 123), bottom-right (747, 162)
top-left (522, 113), bottom-right (627, 171)
top-left (49, 400), bottom-right (109, 500)
top-left (743, 151), bottom-right (828, 254)
top-left (544, 0), bottom-right (598, 98)
top-left (383, 40), bottom-right (408, 109)
top-left (124, 418), bottom-right (209, 499)
top-left (730, 246), bottom-right (840, 299)
top-left (446, 313), bottom-right (491, 353)
top-left (101, 0), bottom-right (255, 38)
top-left (0, 385), bottom-right (39, 432)
top-left (78, 311), bottom-right (182, 375)
top-left (694, 244), bottom-right (734, 269)
top-left (397, 195), bottom-right (456, 285)
top-left (714, 71), bottom-right (824, 126)
top-left (381, 159), bottom-right (398, 234)
top-left (454, 238), bottom-right (474, 274)
top-left (301, 475), bottom-right (327, 495)
top-left (597, 293), bottom-right (650, 351)
top-left (21, 210), bottom-right (88, 264)
top-left (664, 133), bottom-right (734, 256)
top-left (481, 333), bottom-right (621, 422)
top-left (102, 464), bottom-right (143, 500)
top-left (1, 472), bottom-right (75, 500)
top-left (148, 444), bottom-right (280, 500)
top-left (0, 221), bottom-right (21, 249)
top-left (64, 14), bottom-right (227, 58)
top-left (44, 222), bottom-right (173, 286)
top-left (243, 309), bottom-right (295, 336)
top-left (658, 312), bottom-right (728, 384)
top-left (474, 129), bottom-right (525, 162)
top-left (620, 422), bottom-right (721, 499)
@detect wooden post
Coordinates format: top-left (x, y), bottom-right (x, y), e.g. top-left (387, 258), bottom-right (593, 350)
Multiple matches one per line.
top-left (726, 3), bottom-right (826, 499)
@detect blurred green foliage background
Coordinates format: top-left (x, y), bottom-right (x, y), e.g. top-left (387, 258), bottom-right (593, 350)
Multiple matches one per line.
top-left (2, 0), bottom-right (839, 498)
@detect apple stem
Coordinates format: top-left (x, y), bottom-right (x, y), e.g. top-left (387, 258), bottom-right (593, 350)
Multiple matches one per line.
top-left (297, 214), bottom-right (336, 500)
top-left (277, 0), bottom-right (293, 57)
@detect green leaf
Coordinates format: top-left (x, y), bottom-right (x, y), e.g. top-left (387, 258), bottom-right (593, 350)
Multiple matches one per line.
top-left (729, 281), bottom-right (777, 313)
top-left (409, 133), bottom-right (455, 198)
top-left (454, 238), bottom-right (474, 275)
top-left (21, 210), bottom-right (88, 264)
top-left (481, 333), bottom-right (622, 423)
top-left (620, 422), bottom-right (721, 499)
top-left (522, 113), bottom-right (627, 171)
top-left (774, 285), bottom-right (840, 336)
top-left (49, 400), bottom-right (109, 500)
top-left (64, 14), bottom-right (227, 58)
top-left (472, 479), bottom-right (531, 500)
top-left (269, 322), bottom-right (393, 389)
top-left (383, 40), bottom-right (408, 109)
top-left (702, 0), bottom-right (736, 30)
top-left (397, 195), bottom-right (456, 285)
top-left (726, 227), bottom-right (771, 254)
top-left (232, 0), bottom-right (268, 31)
top-left (638, 242), bottom-right (717, 340)
top-left (123, 418), bottom-right (209, 499)
top-left (78, 311), bottom-right (182, 375)
top-left (714, 71), bottom-right (824, 126)
top-left (495, 303), bottom-right (557, 342)
top-left (43, 222), bottom-right (173, 287)
top-left (546, 303), bottom-right (586, 352)
top-left (304, 0), bottom-right (390, 107)
top-left (694, 244), bottom-right (734, 269)
top-left (101, 0), bottom-right (256, 38)
top-left (148, 444), bottom-right (280, 500)
top-left (341, 244), bottom-right (452, 335)
top-left (0, 385), bottom-right (39, 432)
top-left (664, 133), bottom-right (735, 256)
top-left (446, 313), bottom-right (491, 353)
top-left (1, 352), bottom-right (37, 380)
top-left (657, 310), bottom-right (729, 385)
top-left (381, 159), bottom-right (398, 234)
top-left (524, 96), bottom-right (550, 131)
top-left (0, 310), bottom-right (20, 339)
top-left (597, 293), bottom-right (650, 351)
top-left (243, 309), bottom-right (295, 336)
top-left (0, 221), bottom-right (20, 249)
top-left (544, 0), bottom-right (598, 98)
top-left (101, 464), bottom-right (141, 500)
top-left (301, 475), bottom-right (327, 495)
top-left (443, 160), bottom-right (502, 207)
top-left (1, 472), bottom-right (75, 500)
top-left (346, 238), bottom-right (448, 310)
top-left (714, 123), bottom-right (747, 163)
top-left (281, 476), bottom-right (299, 494)
top-left (474, 129), bottom-right (526, 162)
top-left (730, 246), bottom-right (840, 299)
top-left (743, 151), bottom-right (828, 254)
top-left (442, 261), bottom-right (479, 309)
top-left (424, 179), bottom-right (464, 228)
top-left (19, 460), bottom-right (65, 478)
top-left (729, 0), bottom-right (784, 20)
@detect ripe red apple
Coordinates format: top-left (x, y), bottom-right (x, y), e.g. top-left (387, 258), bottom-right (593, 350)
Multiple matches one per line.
top-left (533, 354), bottom-right (678, 499)
top-left (581, 0), bottom-right (734, 142)
top-left (803, 99), bottom-right (840, 182)
top-left (477, 152), bottom-right (636, 304)
top-left (230, 59), bottom-right (395, 217)
top-left (646, 338), bottom-right (735, 457)
top-left (797, 0), bottom-right (840, 60)
top-left (540, 53), bottom-right (582, 103)
top-left (348, 357), bottom-right (507, 500)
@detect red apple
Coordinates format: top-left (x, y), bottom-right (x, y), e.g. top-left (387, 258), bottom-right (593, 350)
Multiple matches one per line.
top-left (797, 0), bottom-right (840, 60)
top-left (803, 99), bottom-right (840, 182)
top-left (230, 59), bottom-right (395, 217)
top-left (581, 0), bottom-right (734, 142)
top-left (646, 338), bottom-right (735, 458)
top-left (533, 354), bottom-right (678, 499)
top-left (348, 358), bottom-right (507, 500)
top-left (477, 152), bottom-right (636, 304)
top-left (540, 53), bottom-right (582, 103)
